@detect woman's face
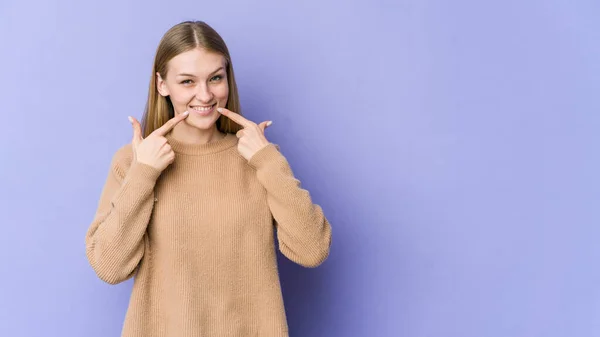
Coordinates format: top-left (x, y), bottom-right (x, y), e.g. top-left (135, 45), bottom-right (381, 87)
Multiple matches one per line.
top-left (156, 47), bottom-right (229, 131)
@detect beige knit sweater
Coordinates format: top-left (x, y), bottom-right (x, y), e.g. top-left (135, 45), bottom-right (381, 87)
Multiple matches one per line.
top-left (85, 132), bottom-right (332, 337)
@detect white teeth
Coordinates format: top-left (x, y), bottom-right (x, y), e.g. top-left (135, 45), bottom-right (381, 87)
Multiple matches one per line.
top-left (191, 104), bottom-right (214, 112)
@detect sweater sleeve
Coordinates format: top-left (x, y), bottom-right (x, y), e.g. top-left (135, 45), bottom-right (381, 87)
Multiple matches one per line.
top-left (85, 145), bottom-right (162, 284)
top-left (248, 143), bottom-right (332, 268)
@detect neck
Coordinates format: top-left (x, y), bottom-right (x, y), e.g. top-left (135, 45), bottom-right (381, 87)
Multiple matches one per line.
top-left (169, 123), bottom-right (226, 145)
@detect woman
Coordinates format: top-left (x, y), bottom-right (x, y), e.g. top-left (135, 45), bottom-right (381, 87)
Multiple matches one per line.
top-left (85, 20), bottom-right (332, 336)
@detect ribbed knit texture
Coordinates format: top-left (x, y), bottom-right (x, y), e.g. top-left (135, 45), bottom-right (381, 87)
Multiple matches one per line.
top-left (85, 132), bottom-right (332, 337)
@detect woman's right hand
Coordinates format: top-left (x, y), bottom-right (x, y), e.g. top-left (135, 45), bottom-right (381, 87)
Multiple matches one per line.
top-left (128, 111), bottom-right (189, 172)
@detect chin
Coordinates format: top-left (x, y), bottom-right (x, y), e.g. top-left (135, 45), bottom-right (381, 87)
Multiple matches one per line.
top-left (184, 115), bottom-right (219, 130)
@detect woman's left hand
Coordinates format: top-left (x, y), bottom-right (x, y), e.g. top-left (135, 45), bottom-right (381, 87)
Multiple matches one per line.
top-left (218, 107), bottom-right (273, 161)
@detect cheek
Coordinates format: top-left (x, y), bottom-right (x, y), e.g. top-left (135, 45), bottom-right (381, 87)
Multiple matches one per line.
top-left (215, 83), bottom-right (229, 99)
top-left (170, 87), bottom-right (194, 104)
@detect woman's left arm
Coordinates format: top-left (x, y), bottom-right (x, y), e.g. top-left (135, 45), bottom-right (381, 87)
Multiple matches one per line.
top-left (218, 107), bottom-right (332, 268)
top-left (248, 144), bottom-right (332, 268)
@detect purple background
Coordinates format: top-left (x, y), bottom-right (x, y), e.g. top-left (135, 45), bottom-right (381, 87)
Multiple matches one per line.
top-left (1, 0), bottom-right (599, 336)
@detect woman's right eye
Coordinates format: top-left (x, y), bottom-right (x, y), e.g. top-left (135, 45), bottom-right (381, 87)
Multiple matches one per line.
top-left (181, 79), bottom-right (193, 85)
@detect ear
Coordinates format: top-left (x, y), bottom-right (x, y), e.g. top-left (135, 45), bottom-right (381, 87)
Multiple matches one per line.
top-left (156, 72), bottom-right (169, 97)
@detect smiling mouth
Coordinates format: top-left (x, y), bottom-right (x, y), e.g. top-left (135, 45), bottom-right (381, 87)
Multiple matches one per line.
top-left (189, 103), bottom-right (217, 115)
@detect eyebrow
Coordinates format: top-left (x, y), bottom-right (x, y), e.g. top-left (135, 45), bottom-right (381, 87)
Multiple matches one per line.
top-left (176, 67), bottom-right (224, 77)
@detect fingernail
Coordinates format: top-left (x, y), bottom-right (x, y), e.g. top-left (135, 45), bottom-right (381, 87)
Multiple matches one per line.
top-left (182, 111), bottom-right (189, 116)
top-left (128, 116), bottom-right (133, 123)
top-left (217, 107), bottom-right (223, 112)
top-left (267, 121), bottom-right (273, 126)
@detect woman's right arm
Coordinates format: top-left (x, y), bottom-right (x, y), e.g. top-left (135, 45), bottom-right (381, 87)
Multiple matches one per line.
top-left (86, 112), bottom-right (188, 284)
top-left (85, 144), bottom-right (162, 285)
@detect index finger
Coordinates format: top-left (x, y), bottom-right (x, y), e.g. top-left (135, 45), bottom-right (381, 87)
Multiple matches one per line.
top-left (152, 111), bottom-right (189, 136)
top-left (217, 108), bottom-right (253, 128)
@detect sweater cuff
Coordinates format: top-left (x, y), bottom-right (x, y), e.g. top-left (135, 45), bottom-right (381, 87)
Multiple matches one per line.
top-left (125, 161), bottom-right (162, 184)
top-left (248, 143), bottom-right (281, 170)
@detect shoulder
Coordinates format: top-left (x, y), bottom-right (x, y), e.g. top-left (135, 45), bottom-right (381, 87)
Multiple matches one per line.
top-left (108, 143), bottom-right (134, 179)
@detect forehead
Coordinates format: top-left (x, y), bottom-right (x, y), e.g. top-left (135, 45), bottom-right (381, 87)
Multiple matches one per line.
top-left (167, 48), bottom-right (225, 75)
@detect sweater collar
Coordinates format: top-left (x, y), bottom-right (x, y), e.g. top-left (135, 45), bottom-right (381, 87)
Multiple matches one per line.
top-left (165, 132), bottom-right (238, 155)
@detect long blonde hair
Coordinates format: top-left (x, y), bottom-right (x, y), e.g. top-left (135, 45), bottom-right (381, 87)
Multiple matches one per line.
top-left (141, 21), bottom-right (243, 137)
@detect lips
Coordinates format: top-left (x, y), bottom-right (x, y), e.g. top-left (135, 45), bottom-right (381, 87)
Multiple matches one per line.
top-left (189, 103), bottom-right (216, 116)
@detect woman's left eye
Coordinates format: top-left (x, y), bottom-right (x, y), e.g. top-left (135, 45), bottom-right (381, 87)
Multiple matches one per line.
top-left (210, 75), bottom-right (223, 82)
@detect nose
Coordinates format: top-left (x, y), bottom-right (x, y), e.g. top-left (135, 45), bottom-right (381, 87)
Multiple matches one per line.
top-left (194, 83), bottom-right (214, 103)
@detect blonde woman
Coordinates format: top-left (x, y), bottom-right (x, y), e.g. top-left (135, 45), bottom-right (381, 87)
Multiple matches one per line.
top-left (85, 20), bottom-right (332, 337)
